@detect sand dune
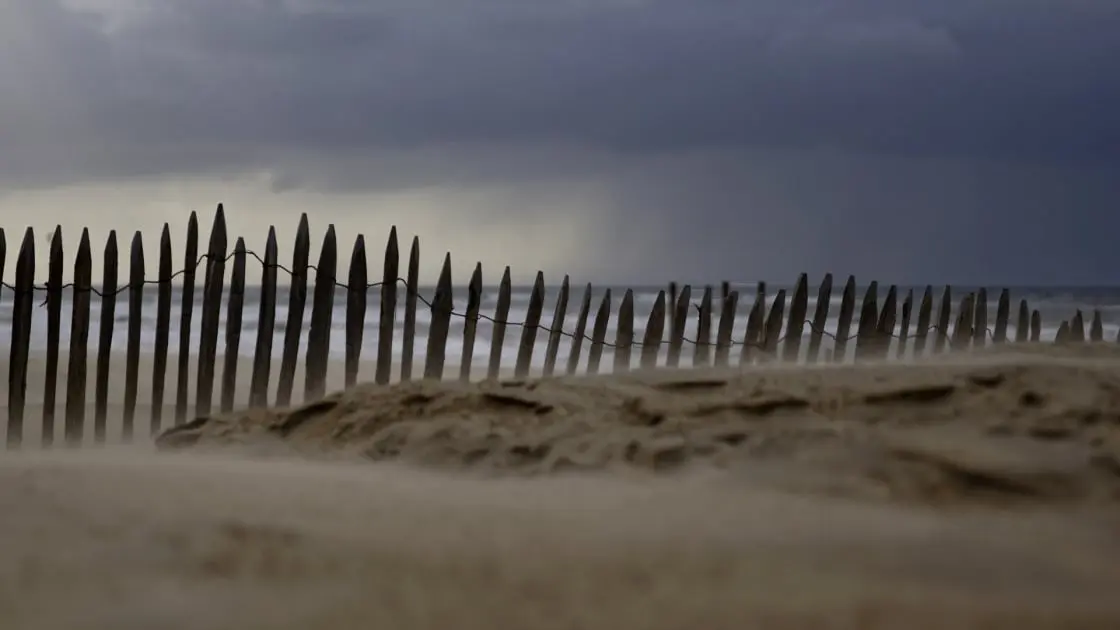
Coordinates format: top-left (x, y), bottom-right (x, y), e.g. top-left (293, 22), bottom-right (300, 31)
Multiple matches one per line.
top-left (2, 346), bottom-right (1120, 628)
top-left (0, 350), bottom-right (414, 448)
top-left (160, 347), bottom-right (1120, 507)
top-left (0, 349), bottom-right (514, 448)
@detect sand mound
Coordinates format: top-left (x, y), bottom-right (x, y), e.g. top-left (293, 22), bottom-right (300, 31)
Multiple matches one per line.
top-left (157, 349), bottom-right (1120, 506)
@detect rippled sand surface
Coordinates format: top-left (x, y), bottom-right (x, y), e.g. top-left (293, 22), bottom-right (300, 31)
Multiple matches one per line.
top-left (4, 348), bottom-right (1120, 629)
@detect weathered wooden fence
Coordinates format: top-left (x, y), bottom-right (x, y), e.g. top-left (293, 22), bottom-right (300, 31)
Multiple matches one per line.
top-left (1, 205), bottom-right (1116, 448)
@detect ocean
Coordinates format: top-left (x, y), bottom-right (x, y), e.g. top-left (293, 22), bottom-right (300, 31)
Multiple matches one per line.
top-left (2, 283), bottom-right (1119, 371)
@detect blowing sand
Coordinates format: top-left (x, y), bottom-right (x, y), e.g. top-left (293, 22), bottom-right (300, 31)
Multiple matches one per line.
top-left (3, 345), bottom-right (1120, 628)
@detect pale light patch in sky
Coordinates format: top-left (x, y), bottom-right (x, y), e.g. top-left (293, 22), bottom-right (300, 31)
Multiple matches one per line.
top-left (0, 175), bottom-right (615, 286)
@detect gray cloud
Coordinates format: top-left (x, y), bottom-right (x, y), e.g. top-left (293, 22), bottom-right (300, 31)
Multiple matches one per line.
top-left (8, 0), bottom-right (1120, 174)
top-left (2, 0), bottom-right (1119, 283)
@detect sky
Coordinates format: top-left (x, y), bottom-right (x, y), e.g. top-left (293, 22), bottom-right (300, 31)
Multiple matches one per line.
top-left (2, 0), bottom-right (1119, 286)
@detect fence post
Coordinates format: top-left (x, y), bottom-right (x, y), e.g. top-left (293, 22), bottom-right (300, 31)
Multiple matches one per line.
top-left (668, 281), bottom-right (678, 333)
top-left (833, 276), bottom-right (856, 363)
top-left (613, 289), bottom-right (635, 373)
top-left (175, 212), bottom-right (199, 425)
top-left (693, 286), bottom-right (713, 367)
top-left (897, 289), bottom-right (913, 360)
top-left (65, 230), bottom-right (92, 446)
top-left (515, 272), bottom-right (546, 378)
top-left (1014, 299), bottom-right (1030, 343)
top-left (640, 290), bottom-right (666, 369)
top-left (1090, 310), bottom-right (1104, 342)
top-left (195, 207), bottom-right (227, 417)
top-left (375, 228), bottom-right (398, 385)
top-left (486, 267), bottom-right (512, 379)
top-left (973, 288), bottom-right (988, 348)
top-left (6, 228), bottom-right (35, 449)
top-left (277, 214), bottom-right (310, 406)
top-left (42, 227), bottom-right (64, 448)
top-left (807, 274), bottom-right (832, 364)
top-left (993, 289), bottom-right (1010, 344)
top-left (913, 286), bottom-right (934, 357)
top-left (249, 227), bottom-right (279, 408)
top-left (460, 263), bottom-right (483, 381)
top-left (566, 284), bottom-right (594, 375)
top-left (220, 237), bottom-right (247, 412)
top-left (762, 289), bottom-right (786, 362)
top-left (345, 234), bottom-right (368, 389)
top-left (934, 286), bottom-right (952, 353)
top-left (667, 284), bottom-right (690, 367)
top-left (875, 285), bottom-right (897, 359)
top-left (741, 291), bottom-right (766, 366)
top-left (784, 274), bottom-right (809, 363)
top-left (1070, 310), bottom-right (1086, 342)
top-left (586, 289), bottom-right (611, 375)
top-left (543, 275), bottom-right (570, 377)
top-left (123, 231), bottom-right (145, 441)
top-left (152, 225), bottom-right (173, 433)
top-left (949, 293), bottom-right (973, 350)
top-left (424, 254), bottom-right (453, 380)
top-left (94, 231), bottom-right (118, 443)
top-left (714, 290), bottom-right (738, 367)
top-left (305, 225), bottom-right (337, 401)
top-left (400, 237), bottom-right (420, 382)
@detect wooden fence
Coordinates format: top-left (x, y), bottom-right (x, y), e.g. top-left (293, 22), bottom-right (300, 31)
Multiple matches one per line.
top-left (1, 204), bottom-right (1116, 449)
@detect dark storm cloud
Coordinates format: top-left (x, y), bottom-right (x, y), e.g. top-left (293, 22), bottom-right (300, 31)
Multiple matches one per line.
top-left (6, 0), bottom-right (1120, 183)
top-left (3, 0), bottom-right (1120, 283)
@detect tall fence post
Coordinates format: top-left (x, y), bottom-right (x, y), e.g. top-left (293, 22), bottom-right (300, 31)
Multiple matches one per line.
top-left (376, 228), bottom-right (399, 386)
top-left (65, 229), bottom-right (92, 446)
top-left (123, 231), bottom-right (145, 441)
top-left (425, 254), bottom-right (454, 380)
top-left (220, 237), bottom-right (247, 413)
top-left (6, 228), bottom-right (35, 449)
top-left (175, 212), bottom-right (199, 425)
top-left (277, 214), bottom-right (310, 407)
top-left (400, 237), bottom-right (420, 382)
top-left (195, 206), bottom-right (228, 417)
top-left (151, 224), bottom-right (173, 434)
top-left (345, 234), bottom-right (368, 389)
top-left (542, 275), bottom-right (570, 377)
top-left (94, 231), bottom-right (118, 444)
top-left (249, 227), bottom-right (279, 408)
top-left (42, 226), bottom-right (64, 448)
top-left (460, 263), bottom-right (483, 381)
top-left (305, 225), bottom-right (337, 401)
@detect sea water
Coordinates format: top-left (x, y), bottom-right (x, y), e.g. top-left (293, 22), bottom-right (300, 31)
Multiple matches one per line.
top-left (2, 283), bottom-right (1120, 372)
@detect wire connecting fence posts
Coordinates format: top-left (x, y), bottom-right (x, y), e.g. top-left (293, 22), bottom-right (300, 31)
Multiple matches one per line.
top-left (1, 205), bottom-right (1114, 449)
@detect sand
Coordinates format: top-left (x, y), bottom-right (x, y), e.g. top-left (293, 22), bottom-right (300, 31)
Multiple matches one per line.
top-left (1, 349), bottom-right (501, 448)
top-left (3, 345), bottom-right (1120, 628)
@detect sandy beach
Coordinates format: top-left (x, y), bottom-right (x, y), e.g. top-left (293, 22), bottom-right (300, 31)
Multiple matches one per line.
top-left (3, 345), bottom-right (1120, 628)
